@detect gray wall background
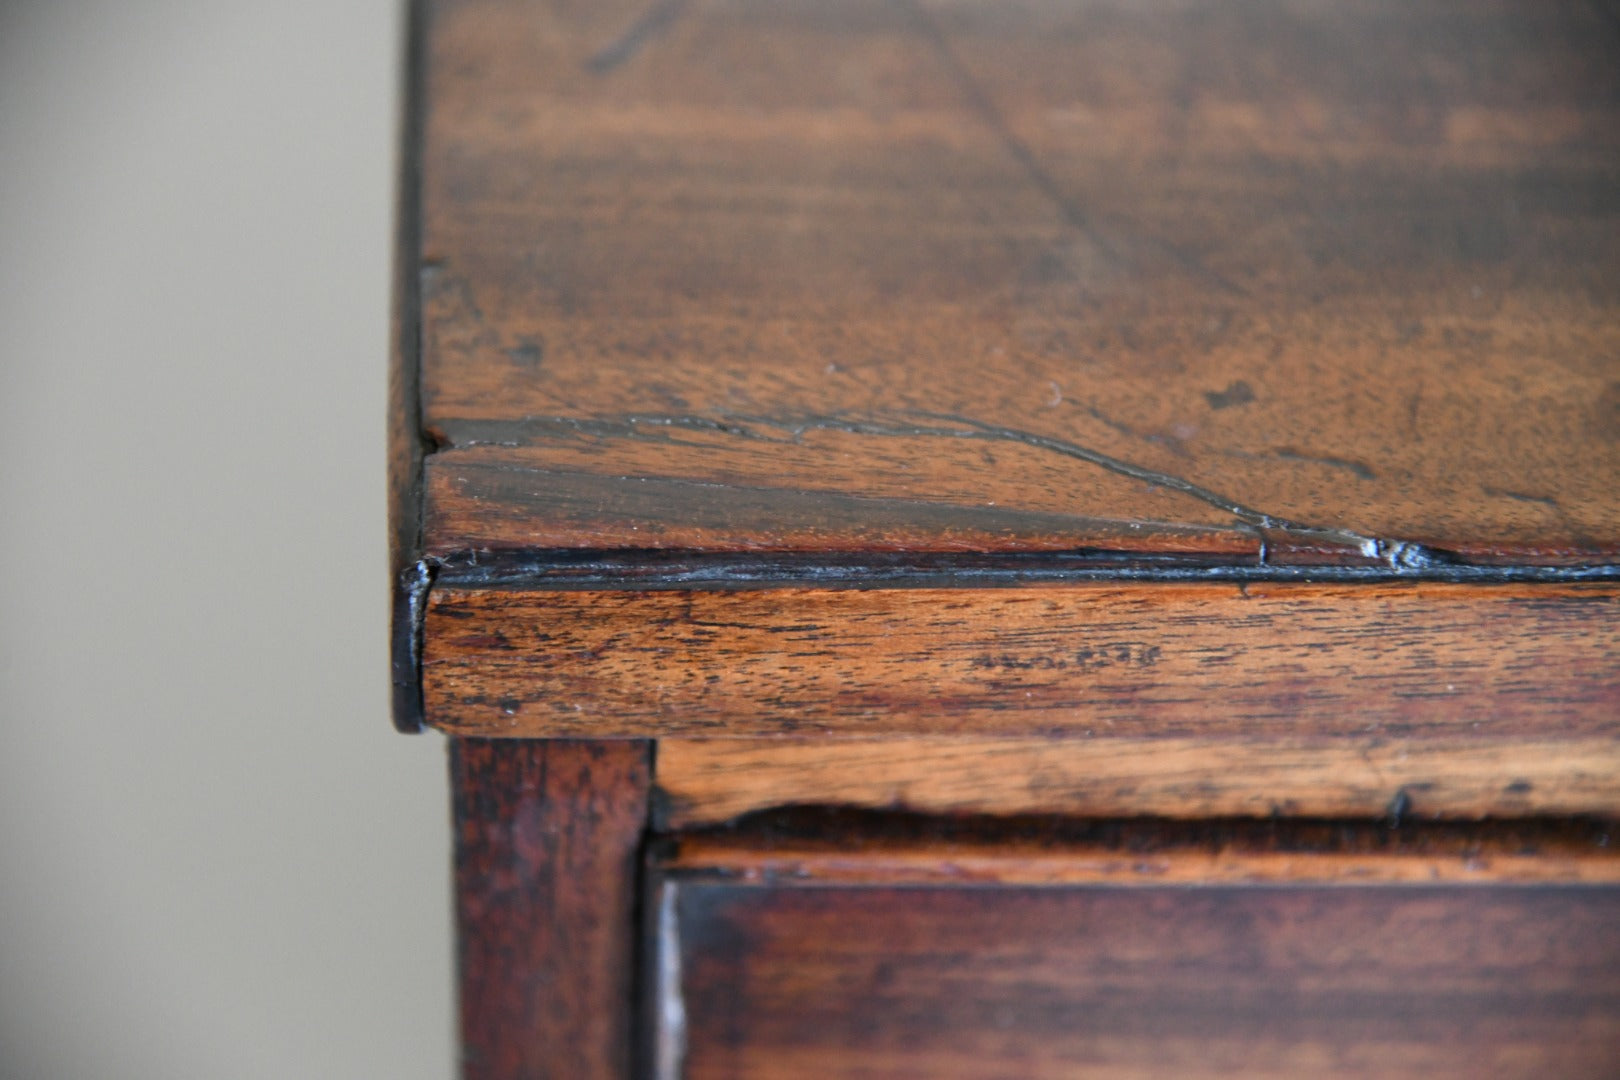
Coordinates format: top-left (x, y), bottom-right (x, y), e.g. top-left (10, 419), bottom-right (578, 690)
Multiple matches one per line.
top-left (0, 2), bottom-right (454, 1076)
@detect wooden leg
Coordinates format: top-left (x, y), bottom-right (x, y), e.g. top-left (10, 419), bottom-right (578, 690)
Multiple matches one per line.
top-left (452, 738), bottom-right (652, 1080)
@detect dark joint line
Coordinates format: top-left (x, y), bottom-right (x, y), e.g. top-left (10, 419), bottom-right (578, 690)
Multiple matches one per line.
top-left (429, 548), bottom-right (1620, 592)
top-left (665, 806), bottom-right (1619, 852)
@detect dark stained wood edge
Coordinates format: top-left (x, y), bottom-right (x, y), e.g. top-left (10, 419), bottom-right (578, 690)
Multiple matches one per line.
top-left (432, 548), bottom-right (1620, 591)
top-left (390, 0), bottom-right (432, 733)
top-left (453, 738), bottom-right (653, 1080)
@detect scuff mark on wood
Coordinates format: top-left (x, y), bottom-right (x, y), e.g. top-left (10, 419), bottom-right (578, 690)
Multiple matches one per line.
top-left (1204, 381), bottom-right (1255, 410)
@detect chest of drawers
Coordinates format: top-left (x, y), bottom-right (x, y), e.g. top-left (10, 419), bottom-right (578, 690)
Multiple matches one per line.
top-left (390, 1), bottom-right (1620, 1075)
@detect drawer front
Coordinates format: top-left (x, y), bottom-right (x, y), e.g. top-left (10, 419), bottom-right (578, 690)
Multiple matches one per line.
top-left (657, 880), bottom-right (1620, 1079)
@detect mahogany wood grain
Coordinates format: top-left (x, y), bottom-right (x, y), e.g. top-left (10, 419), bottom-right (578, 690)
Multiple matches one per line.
top-left (655, 735), bottom-right (1620, 828)
top-left (422, 580), bottom-right (1618, 731)
top-left (658, 876), bottom-right (1620, 1078)
top-left (452, 739), bottom-right (650, 1080)
top-left (414, 0), bottom-right (1620, 570)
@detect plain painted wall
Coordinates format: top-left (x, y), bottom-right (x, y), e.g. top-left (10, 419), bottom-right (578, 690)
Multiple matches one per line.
top-left (0, 2), bottom-right (454, 1076)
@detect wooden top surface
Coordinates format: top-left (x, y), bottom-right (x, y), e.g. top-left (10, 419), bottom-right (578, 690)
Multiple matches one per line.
top-left (392, 0), bottom-right (1620, 739)
top-left (405, 0), bottom-right (1620, 574)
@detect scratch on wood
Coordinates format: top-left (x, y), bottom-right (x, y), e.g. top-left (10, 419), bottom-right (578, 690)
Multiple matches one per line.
top-left (588, 0), bottom-right (690, 73)
top-left (887, 0), bottom-right (1122, 269)
top-left (1074, 401), bottom-right (1190, 457)
top-left (885, 0), bottom-right (1246, 296)
top-left (1483, 486), bottom-right (1560, 509)
top-left (1272, 448), bottom-right (1376, 481)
